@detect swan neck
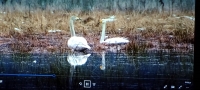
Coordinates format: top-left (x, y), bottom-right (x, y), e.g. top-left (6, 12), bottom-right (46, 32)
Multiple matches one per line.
top-left (100, 22), bottom-right (106, 43)
top-left (70, 19), bottom-right (76, 36)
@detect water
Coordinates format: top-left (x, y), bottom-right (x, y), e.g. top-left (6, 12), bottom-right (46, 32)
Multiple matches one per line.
top-left (0, 50), bottom-right (193, 90)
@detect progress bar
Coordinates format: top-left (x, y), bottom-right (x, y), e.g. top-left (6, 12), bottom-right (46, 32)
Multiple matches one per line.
top-left (0, 74), bottom-right (56, 77)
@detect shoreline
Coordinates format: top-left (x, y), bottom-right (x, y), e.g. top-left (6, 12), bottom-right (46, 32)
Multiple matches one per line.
top-left (0, 33), bottom-right (194, 54)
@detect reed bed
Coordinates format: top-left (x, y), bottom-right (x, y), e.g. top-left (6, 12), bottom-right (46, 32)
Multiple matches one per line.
top-left (0, 10), bottom-right (194, 54)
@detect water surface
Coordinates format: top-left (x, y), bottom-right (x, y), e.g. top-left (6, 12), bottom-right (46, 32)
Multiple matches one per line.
top-left (0, 50), bottom-right (193, 89)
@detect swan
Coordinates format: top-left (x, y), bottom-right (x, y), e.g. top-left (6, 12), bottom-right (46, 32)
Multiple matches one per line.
top-left (67, 16), bottom-right (91, 51)
top-left (99, 16), bottom-right (129, 50)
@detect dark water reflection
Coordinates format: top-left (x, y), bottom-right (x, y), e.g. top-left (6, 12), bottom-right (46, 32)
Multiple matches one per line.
top-left (0, 50), bottom-right (193, 90)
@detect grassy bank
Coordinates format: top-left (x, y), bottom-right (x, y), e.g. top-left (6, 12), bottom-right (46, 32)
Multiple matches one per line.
top-left (0, 10), bottom-right (194, 53)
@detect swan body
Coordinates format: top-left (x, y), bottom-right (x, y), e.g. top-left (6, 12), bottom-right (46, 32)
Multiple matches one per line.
top-left (68, 36), bottom-right (91, 51)
top-left (67, 16), bottom-right (91, 51)
top-left (101, 37), bottom-right (129, 45)
top-left (100, 16), bottom-right (129, 45)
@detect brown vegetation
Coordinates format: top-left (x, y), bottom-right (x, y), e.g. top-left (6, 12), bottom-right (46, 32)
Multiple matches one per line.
top-left (0, 10), bottom-right (194, 54)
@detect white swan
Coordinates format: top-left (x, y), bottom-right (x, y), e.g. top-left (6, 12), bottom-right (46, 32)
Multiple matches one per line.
top-left (67, 16), bottom-right (91, 51)
top-left (99, 16), bottom-right (129, 50)
top-left (100, 16), bottom-right (129, 45)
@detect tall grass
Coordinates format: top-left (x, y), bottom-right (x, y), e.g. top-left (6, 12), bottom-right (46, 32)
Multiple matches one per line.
top-left (0, 10), bottom-right (194, 53)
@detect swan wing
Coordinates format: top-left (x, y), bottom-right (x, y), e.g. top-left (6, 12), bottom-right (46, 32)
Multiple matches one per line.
top-left (103, 37), bottom-right (129, 45)
top-left (68, 36), bottom-right (91, 51)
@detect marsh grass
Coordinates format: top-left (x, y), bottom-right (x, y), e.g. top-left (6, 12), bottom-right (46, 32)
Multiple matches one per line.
top-left (0, 10), bottom-right (194, 53)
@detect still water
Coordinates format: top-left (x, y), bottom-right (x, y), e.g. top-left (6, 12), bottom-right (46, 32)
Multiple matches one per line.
top-left (0, 50), bottom-right (193, 90)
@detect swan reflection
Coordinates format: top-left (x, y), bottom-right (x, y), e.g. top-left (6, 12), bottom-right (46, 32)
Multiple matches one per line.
top-left (100, 51), bottom-right (105, 70)
top-left (67, 52), bottom-right (91, 67)
top-left (67, 51), bottom-right (91, 88)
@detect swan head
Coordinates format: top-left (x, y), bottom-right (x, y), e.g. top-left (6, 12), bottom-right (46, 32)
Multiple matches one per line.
top-left (100, 15), bottom-right (116, 24)
top-left (70, 16), bottom-right (81, 21)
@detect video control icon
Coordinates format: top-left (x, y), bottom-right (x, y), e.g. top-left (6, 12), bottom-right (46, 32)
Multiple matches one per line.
top-left (84, 80), bottom-right (91, 88)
